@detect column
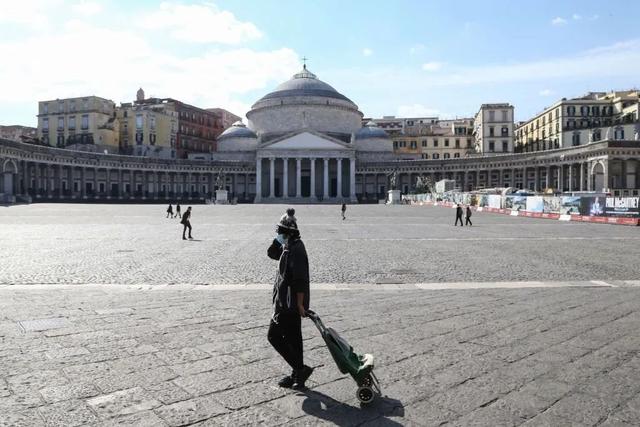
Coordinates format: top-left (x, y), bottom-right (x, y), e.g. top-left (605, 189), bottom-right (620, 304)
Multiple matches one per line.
top-left (349, 158), bottom-right (356, 201)
top-left (602, 159), bottom-right (609, 192)
top-left (129, 170), bottom-right (134, 197)
top-left (510, 168), bottom-right (516, 188)
top-left (164, 171), bottom-right (170, 198)
top-left (534, 167), bottom-right (539, 192)
top-left (568, 165), bottom-right (573, 192)
top-left (323, 158), bottom-right (329, 199)
top-left (118, 169), bottom-right (123, 198)
top-left (310, 158), bottom-right (316, 199)
top-left (546, 166), bottom-right (551, 189)
top-left (521, 166), bottom-right (527, 190)
top-left (282, 158), bottom-right (288, 198)
top-left (106, 168), bottom-right (111, 198)
top-left (81, 167), bottom-right (86, 198)
top-left (208, 172), bottom-right (213, 197)
top-left (557, 165), bottom-right (563, 192)
top-left (93, 167), bottom-right (98, 198)
top-left (255, 158), bottom-right (262, 202)
top-left (336, 158), bottom-right (343, 199)
top-left (579, 163), bottom-right (584, 191)
top-left (153, 172), bottom-right (159, 199)
top-left (244, 173), bottom-right (249, 198)
top-left (295, 158), bottom-right (302, 198)
top-left (34, 163), bottom-right (40, 197)
top-left (269, 157), bottom-right (275, 199)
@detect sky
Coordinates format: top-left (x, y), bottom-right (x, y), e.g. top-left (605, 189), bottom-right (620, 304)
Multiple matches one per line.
top-left (1, 0), bottom-right (639, 126)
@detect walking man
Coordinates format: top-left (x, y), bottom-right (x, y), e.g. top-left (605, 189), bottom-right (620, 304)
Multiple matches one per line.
top-left (455, 204), bottom-right (464, 226)
top-left (341, 203), bottom-right (347, 220)
top-left (166, 203), bottom-right (174, 218)
top-left (176, 203), bottom-right (182, 219)
top-left (465, 205), bottom-right (473, 226)
top-left (181, 206), bottom-right (192, 240)
top-left (266, 209), bottom-right (314, 390)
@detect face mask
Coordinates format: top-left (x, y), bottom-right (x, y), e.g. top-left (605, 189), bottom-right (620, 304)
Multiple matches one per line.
top-left (276, 234), bottom-right (286, 245)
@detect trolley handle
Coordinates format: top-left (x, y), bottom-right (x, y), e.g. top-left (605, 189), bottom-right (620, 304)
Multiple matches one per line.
top-left (305, 310), bottom-right (327, 334)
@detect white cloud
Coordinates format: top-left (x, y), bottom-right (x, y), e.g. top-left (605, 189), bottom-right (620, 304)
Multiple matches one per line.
top-left (539, 89), bottom-right (554, 96)
top-left (397, 104), bottom-right (440, 117)
top-left (0, 19), bottom-right (299, 119)
top-left (0, 0), bottom-right (62, 28)
top-left (71, 1), bottom-right (103, 16)
top-left (409, 44), bottom-right (425, 55)
top-left (140, 2), bottom-right (262, 44)
top-left (551, 17), bottom-right (567, 26)
top-left (362, 48), bottom-right (373, 57)
top-left (572, 13), bottom-right (582, 20)
top-left (422, 62), bottom-right (443, 72)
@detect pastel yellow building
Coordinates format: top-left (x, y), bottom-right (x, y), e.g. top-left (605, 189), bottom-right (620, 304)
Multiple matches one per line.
top-left (118, 98), bottom-right (178, 159)
top-left (37, 96), bottom-right (119, 153)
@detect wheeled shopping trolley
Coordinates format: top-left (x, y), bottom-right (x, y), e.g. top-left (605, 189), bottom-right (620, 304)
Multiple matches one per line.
top-left (307, 310), bottom-right (381, 404)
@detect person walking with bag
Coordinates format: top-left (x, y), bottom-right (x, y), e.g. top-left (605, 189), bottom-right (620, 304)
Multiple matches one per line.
top-left (176, 203), bottom-right (182, 219)
top-left (266, 208), bottom-right (314, 390)
top-left (166, 203), bottom-right (174, 218)
top-left (180, 206), bottom-right (193, 240)
top-left (455, 204), bottom-right (464, 226)
top-left (465, 205), bottom-right (473, 226)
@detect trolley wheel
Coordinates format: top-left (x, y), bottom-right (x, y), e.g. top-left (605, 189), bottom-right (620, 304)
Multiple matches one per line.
top-left (356, 386), bottom-right (375, 404)
top-left (359, 375), bottom-right (373, 387)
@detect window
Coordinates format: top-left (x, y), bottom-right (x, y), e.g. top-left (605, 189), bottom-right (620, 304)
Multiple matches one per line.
top-left (581, 106), bottom-right (588, 116)
top-left (567, 106), bottom-right (576, 116)
top-left (57, 117), bottom-right (64, 130)
top-left (555, 108), bottom-right (559, 119)
top-left (68, 116), bottom-right (76, 130)
top-left (421, 140), bottom-right (427, 147)
top-left (150, 115), bottom-right (156, 130)
top-left (489, 127), bottom-right (495, 137)
top-left (502, 141), bottom-right (508, 151)
top-left (57, 135), bottom-right (64, 146)
top-left (43, 103), bottom-right (48, 114)
top-left (454, 153), bottom-right (460, 158)
top-left (501, 110), bottom-right (508, 121)
top-left (489, 141), bottom-right (495, 151)
top-left (81, 115), bottom-right (89, 130)
top-left (83, 98), bottom-right (89, 109)
top-left (58, 100), bottom-right (64, 113)
top-left (614, 128), bottom-right (625, 140)
top-left (444, 139), bottom-right (449, 147)
top-left (444, 153), bottom-right (450, 159)
top-left (69, 100), bottom-right (75, 112)
top-left (42, 117), bottom-right (49, 130)
top-left (433, 139), bottom-right (438, 147)
top-left (136, 114), bottom-right (143, 130)
top-left (393, 141), bottom-right (398, 149)
top-left (489, 111), bottom-right (495, 121)
top-left (423, 153), bottom-right (429, 159)
top-left (410, 141), bottom-right (417, 149)
top-left (433, 153), bottom-right (439, 159)
top-left (592, 106), bottom-right (599, 116)
top-left (592, 130), bottom-right (601, 141)
top-left (406, 120), bottom-right (414, 126)
top-left (501, 127), bottom-right (508, 136)
top-left (455, 139), bottom-right (460, 148)
top-left (572, 132), bottom-right (580, 146)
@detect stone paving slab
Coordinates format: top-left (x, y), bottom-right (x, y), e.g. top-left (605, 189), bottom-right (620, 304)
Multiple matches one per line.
top-left (1, 285), bottom-right (640, 425)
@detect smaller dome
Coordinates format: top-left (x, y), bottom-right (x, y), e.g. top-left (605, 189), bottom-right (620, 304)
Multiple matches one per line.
top-left (355, 121), bottom-right (389, 140)
top-left (218, 121), bottom-right (257, 140)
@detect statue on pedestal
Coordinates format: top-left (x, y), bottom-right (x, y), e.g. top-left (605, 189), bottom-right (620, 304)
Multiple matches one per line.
top-left (215, 171), bottom-right (225, 190)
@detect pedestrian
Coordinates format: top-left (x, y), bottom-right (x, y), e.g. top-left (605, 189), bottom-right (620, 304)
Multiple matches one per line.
top-left (176, 203), bottom-right (182, 219)
top-left (180, 206), bottom-right (192, 240)
top-left (266, 208), bottom-right (313, 390)
top-left (341, 203), bottom-right (347, 220)
top-left (465, 205), bottom-right (473, 226)
top-left (455, 204), bottom-right (464, 226)
top-left (166, 203), bottom-right (174, 218)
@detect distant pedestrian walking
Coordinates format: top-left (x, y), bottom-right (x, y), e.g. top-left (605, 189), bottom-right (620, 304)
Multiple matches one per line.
top-left (341, 203), bottom-right (347, 220)
top-left (455, 204), bottom-right (464, 226)
top-left (465, 206), bottom-right (473, 226)
top-left (181, 206), bottom-right (192, 240)
top-left (166, 203), bottom-right (174, 218)
top-left (176, 203), bottom-right (182, 219)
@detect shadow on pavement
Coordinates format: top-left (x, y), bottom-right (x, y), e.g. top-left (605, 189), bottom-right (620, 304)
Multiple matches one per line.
top-left (301, 389), bottom-right (405, 426)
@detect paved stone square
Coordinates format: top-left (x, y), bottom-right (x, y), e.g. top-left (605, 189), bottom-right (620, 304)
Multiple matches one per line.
top-left (0, 203), bottom-right (639, 426)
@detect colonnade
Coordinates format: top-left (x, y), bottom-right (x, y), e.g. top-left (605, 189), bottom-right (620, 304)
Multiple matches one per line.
top-left (255, 156), bottom-right (356, 202)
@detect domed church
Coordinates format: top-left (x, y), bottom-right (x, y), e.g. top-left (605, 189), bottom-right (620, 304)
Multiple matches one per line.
top-left (217, 65), bottom-right (393, 202)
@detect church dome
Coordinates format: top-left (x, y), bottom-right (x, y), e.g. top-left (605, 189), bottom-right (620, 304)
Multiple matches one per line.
top-left (257, 65), bottom-right (354, 104)
top-left (217, 121), bottom-right (257, 140)
top-left (355, 121), bottom-right (389, 140)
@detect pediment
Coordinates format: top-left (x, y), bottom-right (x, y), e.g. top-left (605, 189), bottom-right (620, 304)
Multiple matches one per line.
top-left (261, 131), bottom-right (352, 151)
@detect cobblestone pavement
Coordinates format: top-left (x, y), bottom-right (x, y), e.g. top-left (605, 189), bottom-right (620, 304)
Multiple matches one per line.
top-left (1, 204), bottom-right (640, 426)
top-left (0, 203), bottom-right (639, 285)
top-left (2, 284), bottom-right (640, 426)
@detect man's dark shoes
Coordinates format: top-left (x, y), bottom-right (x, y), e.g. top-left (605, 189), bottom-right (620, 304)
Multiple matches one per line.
top-left (278, 373), bottom-right (295, 388)
top-left (292, 365), bottom-right (314, 390)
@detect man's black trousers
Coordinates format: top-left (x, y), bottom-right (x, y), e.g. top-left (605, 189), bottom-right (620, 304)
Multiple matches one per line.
top-left (182, 221), bottom-right (192, 238)
top-left (455, 215), bottom-right (463, 226)
top-left (268, 312), bottom-right (303, 371)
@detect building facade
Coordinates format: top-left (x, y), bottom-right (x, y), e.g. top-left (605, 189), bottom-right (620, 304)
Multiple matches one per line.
top-left (473, 103), bottom-right (515, 154)
top-left (0, 125), bottom-right (37, 143)
top-left (37, 96), bottom-right (120, 154)
top-left (3, 69), bottom-right (639, 205)
top-left (515, 90), bottom-right (640, 152)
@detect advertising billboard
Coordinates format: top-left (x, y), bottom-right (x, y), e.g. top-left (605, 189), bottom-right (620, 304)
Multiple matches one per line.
top-left (604, 197), bottom-right (640, 217)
